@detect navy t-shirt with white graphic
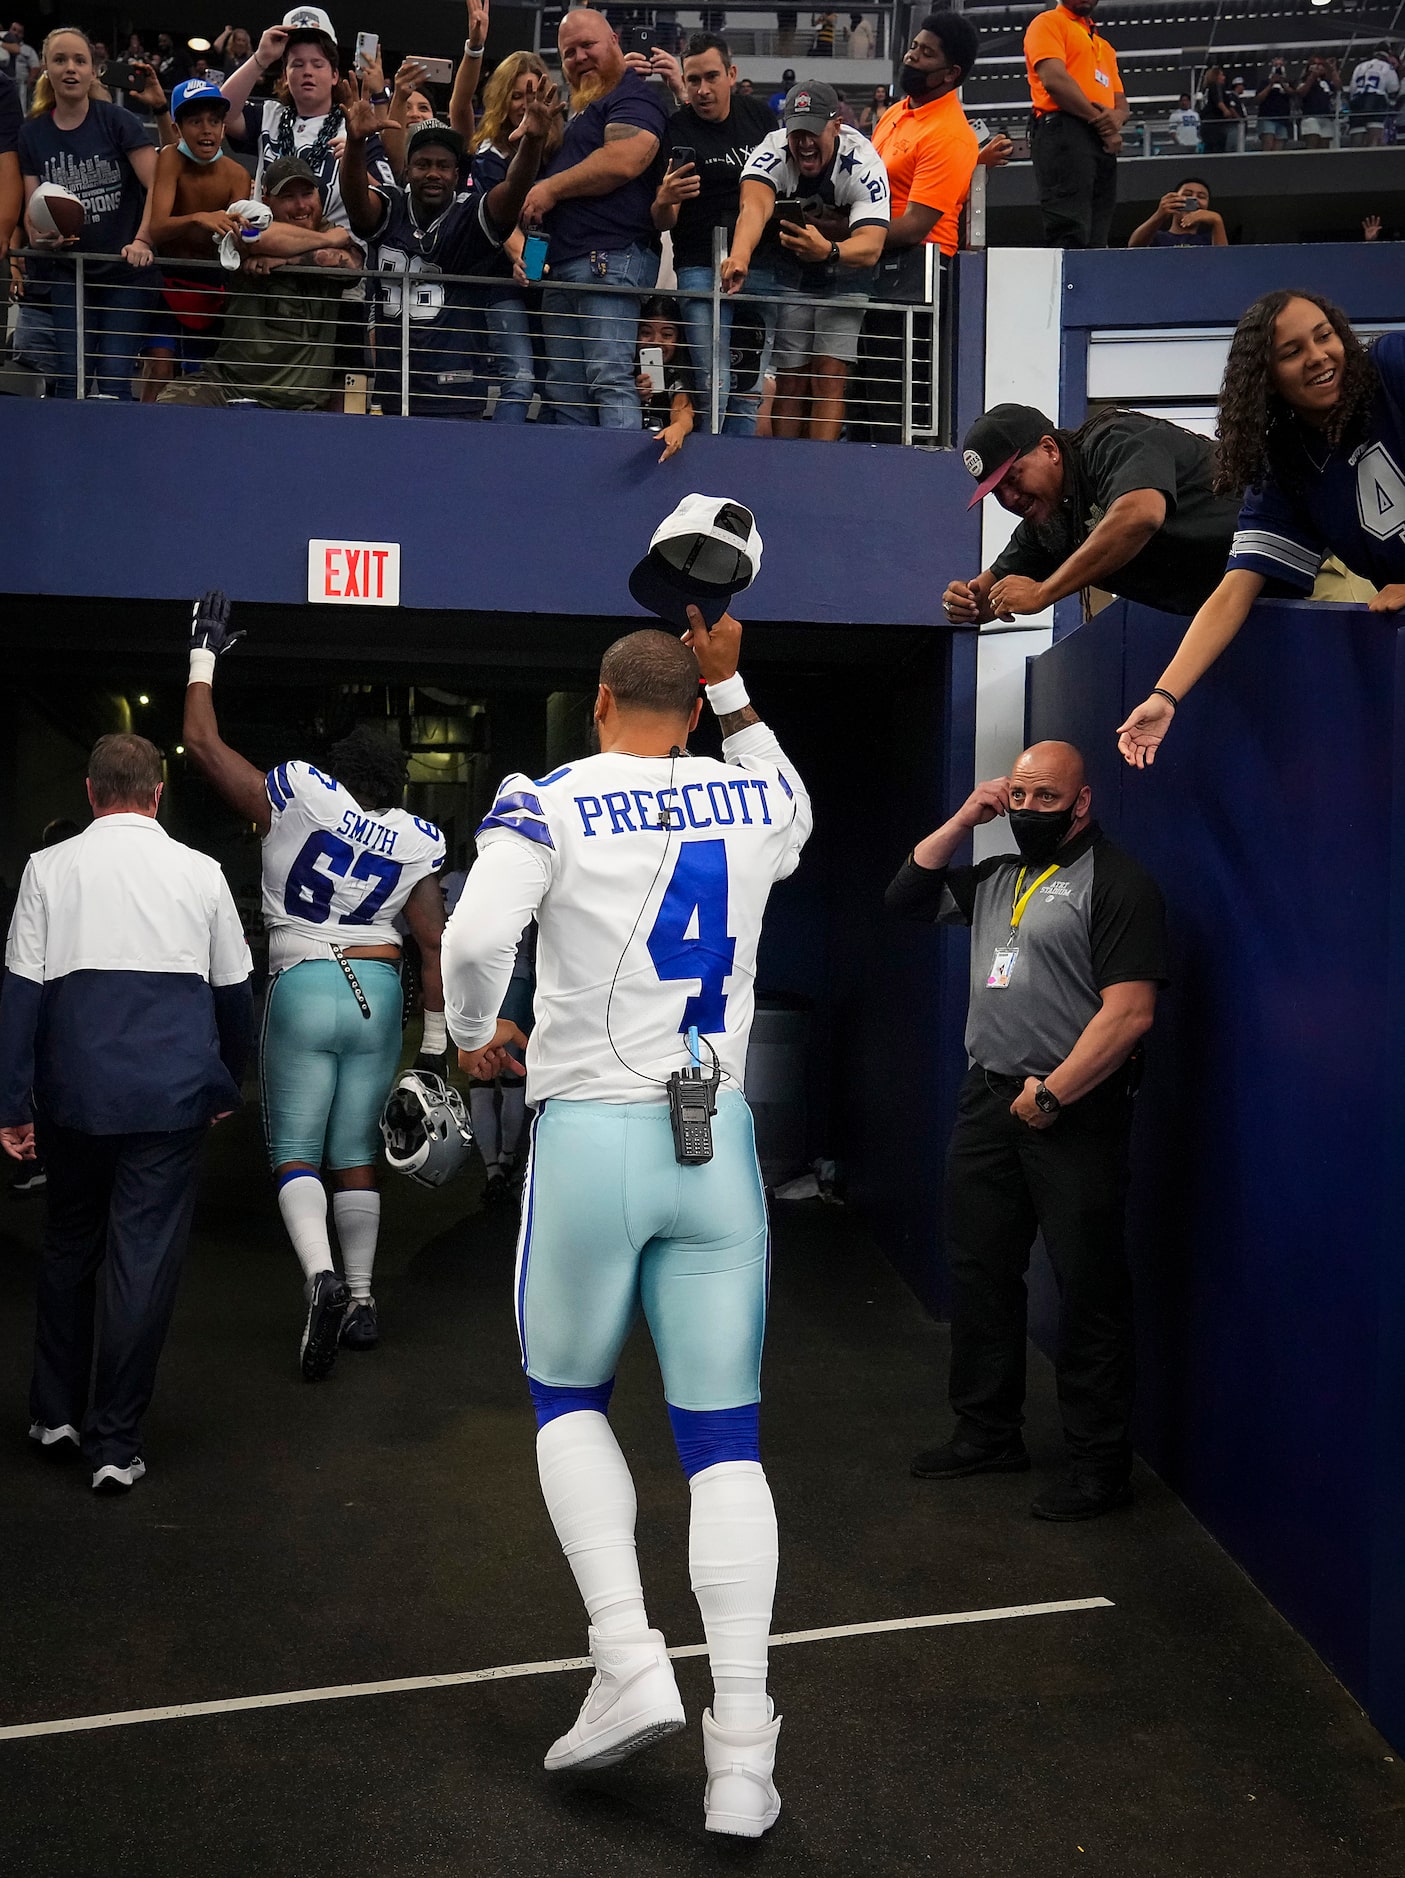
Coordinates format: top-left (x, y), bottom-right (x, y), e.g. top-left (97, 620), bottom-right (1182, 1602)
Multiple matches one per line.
top-left (1229, 333), bottom-right (1405, 592)
top-left (19, 101), bottom-right (149, 276)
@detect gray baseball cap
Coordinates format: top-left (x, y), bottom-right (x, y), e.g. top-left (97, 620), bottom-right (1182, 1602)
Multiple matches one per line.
top-left (783, 80), bottom-right (841, 132)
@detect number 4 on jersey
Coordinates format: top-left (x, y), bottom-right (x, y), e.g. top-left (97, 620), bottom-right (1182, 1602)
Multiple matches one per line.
top-left (647, 839), bottom-right (736, 1034)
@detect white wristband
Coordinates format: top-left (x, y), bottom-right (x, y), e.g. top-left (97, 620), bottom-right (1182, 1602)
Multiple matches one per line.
top-left (421, 1010), bottom-right (448, 1055)
top-left (188, 647), bottom-right (217, 687)
top-left (464, 40), bottom-right (484, 55)
top-left (706, 674), bottom-right (749, 716)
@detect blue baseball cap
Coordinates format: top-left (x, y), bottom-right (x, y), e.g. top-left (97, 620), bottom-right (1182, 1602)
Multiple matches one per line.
top-left (171, 77), bottom-right (230, 117)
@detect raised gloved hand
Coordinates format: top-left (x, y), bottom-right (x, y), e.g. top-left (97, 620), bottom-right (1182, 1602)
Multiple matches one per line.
top-left (190, 589), bottom-right (244, 659)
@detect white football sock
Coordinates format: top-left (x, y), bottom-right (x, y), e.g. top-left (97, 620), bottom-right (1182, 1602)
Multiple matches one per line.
top-left (277, 1172), bottom-right (334, 1282)
top-left (689, 1460), bottom-right (778, 1729)
top-left (332, 1190), bottom-right (380, 1302)
top-left (537, 1410), bottom-right (649, 1637)
top-left (500, 1081), bottom-right (527, 1160)
top-left (469, 1085), bottom-right (500, 1172)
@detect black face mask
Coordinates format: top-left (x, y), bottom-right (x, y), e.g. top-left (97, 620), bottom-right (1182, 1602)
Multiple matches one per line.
top-left (1008, 805), bottom-right (1076, 864)
top-left (897, 62), bottom-right (934, 99)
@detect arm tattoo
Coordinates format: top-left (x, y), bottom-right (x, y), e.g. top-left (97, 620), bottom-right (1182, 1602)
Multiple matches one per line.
top-left (603, 122), bottom-right (645, 141)
top-left (716, 704), bottom-right (762, 737)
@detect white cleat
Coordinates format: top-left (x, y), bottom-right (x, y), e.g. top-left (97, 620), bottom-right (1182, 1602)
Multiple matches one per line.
top-left (91, 1458), bottom-right (147, 1494)
top-left (28, 1421), bottom-right (81, 1456)
top-left (544, 1627), bottom-right (686, 1772)
top-left (702, 1703), bottom-right (783, 1838)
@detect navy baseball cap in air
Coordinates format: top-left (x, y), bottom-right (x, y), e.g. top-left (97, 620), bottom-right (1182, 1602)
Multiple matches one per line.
top-left (629, 494), bottom-right (763, 631)
top-left (171, 77), bottom-right (230, 117)
top-left (961, 403), bottom-right (1056, 508)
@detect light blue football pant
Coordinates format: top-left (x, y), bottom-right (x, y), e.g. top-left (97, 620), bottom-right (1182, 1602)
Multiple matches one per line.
top-left (260, 959), bottom-right (403, 1170)
top-left (515, 1091), bottom-right (770, 1412)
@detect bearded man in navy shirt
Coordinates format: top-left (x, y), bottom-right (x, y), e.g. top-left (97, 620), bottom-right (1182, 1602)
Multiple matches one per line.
top-left (519, 7), bottom-right (669, 427)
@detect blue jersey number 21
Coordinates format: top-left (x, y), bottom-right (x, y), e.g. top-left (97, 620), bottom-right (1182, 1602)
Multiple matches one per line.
top-left (646, 839), bottom-right (735, 1034)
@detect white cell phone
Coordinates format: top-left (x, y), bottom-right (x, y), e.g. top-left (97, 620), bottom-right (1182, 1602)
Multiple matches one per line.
top-left (410, 55), bottom-right (455, 85)
top-left (355, 31), bottom-right (379, 68)
top-left (639, 345), bottom-right (664, 384)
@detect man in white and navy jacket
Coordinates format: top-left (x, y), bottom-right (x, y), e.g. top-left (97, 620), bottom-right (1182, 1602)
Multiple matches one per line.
top-left (0, 734), bottom-right (254, 1493)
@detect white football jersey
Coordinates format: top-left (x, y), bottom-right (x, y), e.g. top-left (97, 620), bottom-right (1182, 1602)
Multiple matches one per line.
top-left (443, 723), bottom-right (812, 1105)
top-left (740, 124), bottom-right (891, 231)
top-left (261, 760), bottom-right (445, 970)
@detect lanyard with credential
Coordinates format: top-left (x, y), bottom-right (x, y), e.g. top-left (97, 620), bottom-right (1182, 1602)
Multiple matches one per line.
top-left (1008, 864), bottom-right (1059, 943)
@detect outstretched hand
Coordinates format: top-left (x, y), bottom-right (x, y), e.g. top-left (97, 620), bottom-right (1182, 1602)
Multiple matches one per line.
top-left (190, 589), bottom-right (245, 658)
top-left (682, 605), bottom-right (741, 684)
top-left (1115, 693), bottom-right (1175, 768)
top-left (510, 75), bottom-right (561, 143)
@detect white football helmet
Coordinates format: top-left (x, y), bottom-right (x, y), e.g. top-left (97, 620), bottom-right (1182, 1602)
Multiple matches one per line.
top-left (380, 1070), bottom-right (473, 1187)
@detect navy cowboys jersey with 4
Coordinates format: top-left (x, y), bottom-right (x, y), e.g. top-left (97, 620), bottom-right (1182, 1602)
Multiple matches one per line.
top-left (1229, 333), bottom-right (1405, 593)
top-left (370, 183), bottom-right (508, 419)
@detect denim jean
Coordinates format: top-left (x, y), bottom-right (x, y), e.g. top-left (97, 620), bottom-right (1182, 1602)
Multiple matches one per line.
top-left (675, 264), bottom-right (780, 437)
top-left (485, 293), bottom-right (536, 424)
top-left (541, 243), bottom-right (660, 429)
top-left (48, 270), bottom-right (153, 401)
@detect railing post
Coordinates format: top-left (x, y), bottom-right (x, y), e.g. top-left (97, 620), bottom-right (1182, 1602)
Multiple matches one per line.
top-left (399, 267), bottom-right (411, 418)
top-left (901, 306), bottom-right (914, 448)
top-left (74, 253), bottom-right (86, 400)
top-left (709, 224), bottom-right (725, 437)
top-left (967, 164), bottom-right (986, 250)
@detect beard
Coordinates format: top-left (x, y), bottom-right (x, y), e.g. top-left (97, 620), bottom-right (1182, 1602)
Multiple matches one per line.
top-left (569, 70), bottom-right (612, 113)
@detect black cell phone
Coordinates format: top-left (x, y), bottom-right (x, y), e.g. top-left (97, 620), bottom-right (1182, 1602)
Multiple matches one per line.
top-left (671, 144), bottom-right (696, 169)
top-left (626, 25), bottom-right (654, 57)
top-left (105, 58), bottom-right (137, 91)
top-left (775, 197), bottom-right (806, 226)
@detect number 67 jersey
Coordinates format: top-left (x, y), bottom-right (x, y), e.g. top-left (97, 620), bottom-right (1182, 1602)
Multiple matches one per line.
top-left (444, 722), bottom-right (812, 1105)
top-left (261, 761), bottom-right (445, 972)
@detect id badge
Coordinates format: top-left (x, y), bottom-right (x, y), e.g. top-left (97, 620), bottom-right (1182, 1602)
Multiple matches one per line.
top-left (1094, 66), bottom-right (1110, 87)
top-left (987, 946), bottom-right (1018, 989)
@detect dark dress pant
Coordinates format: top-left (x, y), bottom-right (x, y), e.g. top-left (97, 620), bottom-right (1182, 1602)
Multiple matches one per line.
top-left (944, 1064), bottom-right (1136, 1479)
top-left (30, 1119), bottom-right (206, 1469)
top-left (1031, 112), bottom-right (1118, 248)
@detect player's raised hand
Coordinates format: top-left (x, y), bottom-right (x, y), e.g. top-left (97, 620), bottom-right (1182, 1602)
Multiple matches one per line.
top-left (683, 606), bottom-right (741, 682)
top-left (459, 1019), bottom-right (528, 1082)
top-left (190, 590), bottom-right (245, 659)
top-left (1115, 694), bottom-right (1175, 768)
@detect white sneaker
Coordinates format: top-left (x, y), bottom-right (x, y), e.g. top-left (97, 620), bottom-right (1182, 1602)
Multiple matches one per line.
top-left (92, 1458), bottom-right (147, 1494)
top-left (544, 1627), bottom-right (686, 1772)
top-left (29, 1421), bottom-right (80, 1454)
top-left (702, 1702), bottom-right (783, 1838)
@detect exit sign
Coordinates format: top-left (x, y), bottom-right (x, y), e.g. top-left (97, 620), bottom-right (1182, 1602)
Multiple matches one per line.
top-left (308, 539), bottom-right (400, 606)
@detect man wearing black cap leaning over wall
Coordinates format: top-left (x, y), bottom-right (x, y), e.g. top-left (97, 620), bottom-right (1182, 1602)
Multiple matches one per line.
top-left (944, 402), bottom-right (1238, 626)
top-left (887, 740), bottom-right (1167, 1520)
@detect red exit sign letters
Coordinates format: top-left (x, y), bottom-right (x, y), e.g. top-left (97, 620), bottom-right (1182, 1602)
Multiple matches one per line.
top-left (308, 540), bottom-right (401, 606)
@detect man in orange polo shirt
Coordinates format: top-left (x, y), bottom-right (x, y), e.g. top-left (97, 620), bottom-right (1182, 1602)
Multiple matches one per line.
top-left (872, 11), bottom-right (981, 259)
top-left (1024, 0), bottom-right (1127, 248)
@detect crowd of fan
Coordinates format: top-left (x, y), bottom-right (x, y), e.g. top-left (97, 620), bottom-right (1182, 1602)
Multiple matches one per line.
top-left (1171, 47), bottom-right (1404, 153)
top-left (2, 7), bottom-right (1398, 436)
top-left (0, 2), bottom-right (991, 441)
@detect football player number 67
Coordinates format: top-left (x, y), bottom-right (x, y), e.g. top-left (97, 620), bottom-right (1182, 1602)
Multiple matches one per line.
top-left (284, 830), bottom-right (404, 925)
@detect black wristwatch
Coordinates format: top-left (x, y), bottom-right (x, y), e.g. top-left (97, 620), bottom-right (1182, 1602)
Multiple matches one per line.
top-left (828, 239), bottom-right (841, 263)
top-left (1034, 1080), bottom-right (1061, 1117)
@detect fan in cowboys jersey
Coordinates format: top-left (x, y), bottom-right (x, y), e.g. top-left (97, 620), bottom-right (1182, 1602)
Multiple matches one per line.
top-left (442, 612), bottom-right (811, 1838)
top-left (182, 593), bottom-right (447, 1380)
top-left (339, 78), bottom-right (558, 418)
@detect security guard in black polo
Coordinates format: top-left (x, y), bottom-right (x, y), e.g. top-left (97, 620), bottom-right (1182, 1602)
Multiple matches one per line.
top-left (886, 740), bottom-right (1168, 1521)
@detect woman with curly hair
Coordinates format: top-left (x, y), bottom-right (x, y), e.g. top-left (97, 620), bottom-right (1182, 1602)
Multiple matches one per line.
top-left (1118, 289), bottom-right (1405, 766)
top-left (471, 50), bottom-right (561, 421)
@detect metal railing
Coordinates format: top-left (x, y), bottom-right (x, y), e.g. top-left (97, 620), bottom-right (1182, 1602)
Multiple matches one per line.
top-left (965, 104), bottom-right (1377, 159)
top-left (6, 240), bottom-right (944, 445)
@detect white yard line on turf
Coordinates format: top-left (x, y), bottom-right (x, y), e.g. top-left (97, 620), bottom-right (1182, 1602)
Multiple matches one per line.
top-left (0, 1597), bottom-right (1114, 1743)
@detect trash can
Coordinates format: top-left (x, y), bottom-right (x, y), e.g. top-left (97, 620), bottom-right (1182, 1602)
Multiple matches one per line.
top-left (745, 996), bottom-right (811, 1186)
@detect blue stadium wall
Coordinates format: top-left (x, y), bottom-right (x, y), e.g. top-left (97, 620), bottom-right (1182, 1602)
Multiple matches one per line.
top-left (1029, 598), bottom-right (1405, 1754)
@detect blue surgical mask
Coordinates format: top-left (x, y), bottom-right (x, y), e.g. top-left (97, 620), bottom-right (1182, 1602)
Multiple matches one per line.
top-left (178, 137), bottom-right (223, 163)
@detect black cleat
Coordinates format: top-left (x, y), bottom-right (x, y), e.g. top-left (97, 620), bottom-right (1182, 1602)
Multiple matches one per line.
top-left (911, 1437), bottom-right (1031, 1480)
top-left (300, 1271), bottom-right (349, 1381)
top-left (339, 1299), bottom-right (380, 1350)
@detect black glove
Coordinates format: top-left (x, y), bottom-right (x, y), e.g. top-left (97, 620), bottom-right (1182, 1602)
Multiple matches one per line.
top-left (413, 1052), bottom-right (449, 1081)
top-left (190, 589), bottom-right (245, 658)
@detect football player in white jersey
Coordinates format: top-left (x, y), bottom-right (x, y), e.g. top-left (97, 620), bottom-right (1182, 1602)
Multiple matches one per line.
top-left (182, 592), bottom-right (447, 1379)
top-left (443, 610), bottom-right (811, 1838)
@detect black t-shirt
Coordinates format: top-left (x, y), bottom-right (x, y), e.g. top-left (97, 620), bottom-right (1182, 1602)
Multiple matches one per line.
top-left (0, 70), bottom-right (20, 156)
top-left (1301, 76), bottom-right (1336, 116)
top-left (1201, 78), bottom-right (1228, 118)
top-left (1259, 70), bottom-right (1293, 120)
top-left (989, 410), bottom-right (1240, 618)
top-left (641, 346), bottom-right (696, 429)
top-left (661, 95), bottom-right (777, 271)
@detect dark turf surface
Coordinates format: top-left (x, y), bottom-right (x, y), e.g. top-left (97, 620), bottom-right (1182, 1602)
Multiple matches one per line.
top-left (1, 1106), bottom-right (1401, 1878)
